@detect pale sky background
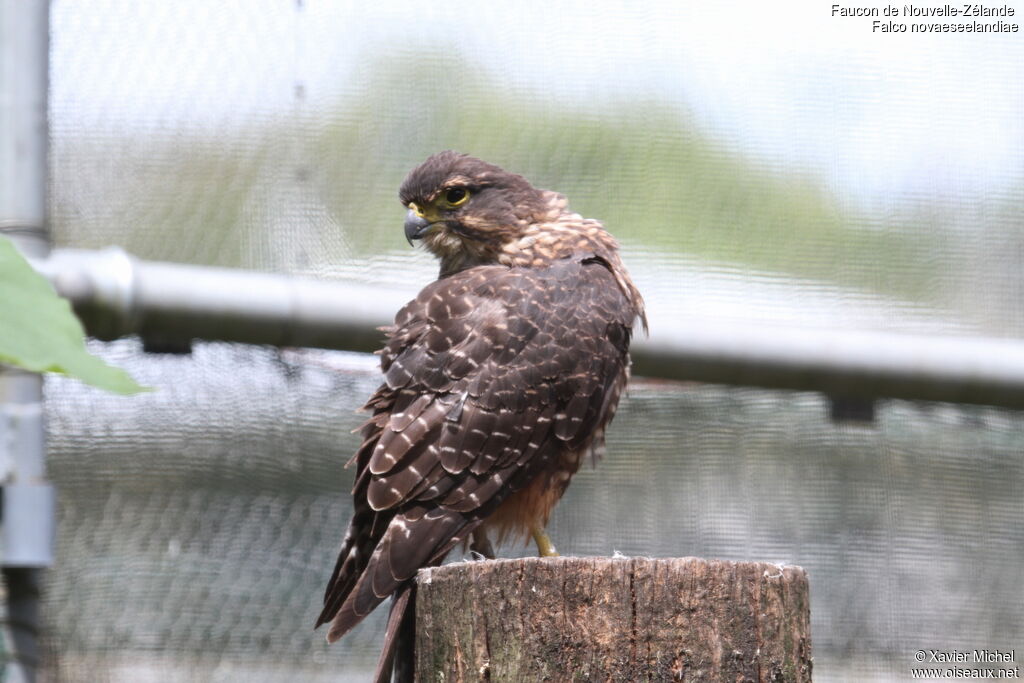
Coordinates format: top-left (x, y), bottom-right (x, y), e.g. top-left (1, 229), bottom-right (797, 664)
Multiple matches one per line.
top-left (52, 0), bottom-right (1024, 207)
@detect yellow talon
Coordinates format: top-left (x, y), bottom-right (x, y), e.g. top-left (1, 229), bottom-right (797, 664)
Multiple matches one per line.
top-left (531, 527), bottom-right (559, 557)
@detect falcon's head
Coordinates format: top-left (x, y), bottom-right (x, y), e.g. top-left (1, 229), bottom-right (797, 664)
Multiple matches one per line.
top-left (399, 152), bottom-right (550, 274)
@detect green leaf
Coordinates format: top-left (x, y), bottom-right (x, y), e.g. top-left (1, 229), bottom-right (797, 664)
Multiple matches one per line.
top-left (0, 235), bottom-right (149, 394)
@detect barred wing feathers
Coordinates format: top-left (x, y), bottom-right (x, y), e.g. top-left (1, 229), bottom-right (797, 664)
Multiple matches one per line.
top-left (317, 255), bottom-right (637, 643)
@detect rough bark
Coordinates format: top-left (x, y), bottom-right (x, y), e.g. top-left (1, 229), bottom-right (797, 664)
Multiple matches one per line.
top-left (415, 556), bottom-right (811, 682)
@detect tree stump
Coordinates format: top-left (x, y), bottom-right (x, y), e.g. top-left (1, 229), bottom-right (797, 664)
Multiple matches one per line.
top-left (415, 556), bottom-right (811, 682)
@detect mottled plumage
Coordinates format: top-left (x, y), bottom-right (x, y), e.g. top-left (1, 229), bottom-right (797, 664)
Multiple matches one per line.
top-left (316, 152), bottom-right (645, 682)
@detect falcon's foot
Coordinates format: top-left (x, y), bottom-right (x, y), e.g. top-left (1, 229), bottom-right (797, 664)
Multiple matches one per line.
top-left (531, 526), bottom-right (559, 557)
top-left (470, 528), bottom-right (496, 560)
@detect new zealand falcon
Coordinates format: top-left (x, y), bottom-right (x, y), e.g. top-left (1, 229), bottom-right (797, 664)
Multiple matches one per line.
top-left (316, 152), bottom-right (646, 681)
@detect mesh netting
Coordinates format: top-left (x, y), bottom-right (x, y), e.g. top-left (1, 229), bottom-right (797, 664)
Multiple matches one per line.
top-left (38, 2), bottom-right (1024, 681)
top-left (42, 343), bottom-right (1024, 681)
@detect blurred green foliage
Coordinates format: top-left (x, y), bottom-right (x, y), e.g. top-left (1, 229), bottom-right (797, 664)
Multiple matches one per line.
top-left (53, 51), bottom-right (928, 298)
top-left (0, 235), bottom-right (147, 394)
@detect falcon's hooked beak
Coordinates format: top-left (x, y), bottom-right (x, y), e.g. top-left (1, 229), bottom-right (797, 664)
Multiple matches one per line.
top-left (404, 206), bottom-right (432, 246)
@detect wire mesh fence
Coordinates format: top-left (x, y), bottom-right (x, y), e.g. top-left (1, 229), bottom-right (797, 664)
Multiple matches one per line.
top-left (41, 341), bottom-right (1024, 681)
top-left (32, 1), bottom-right (1024, 681)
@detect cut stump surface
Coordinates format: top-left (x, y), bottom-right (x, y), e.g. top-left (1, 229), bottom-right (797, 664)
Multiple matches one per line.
top-left (416, 556), bottom-right (812, 682)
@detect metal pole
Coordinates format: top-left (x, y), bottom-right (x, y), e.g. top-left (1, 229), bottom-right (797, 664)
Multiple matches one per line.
top-left (29, 247), bottom-right (1024, 411)
top-left (36, 247), bottom-right (405, 352)
top-left (0, 1), bottom-right (51, 682)
top-left (630, 320), bottom-right (1024, 409)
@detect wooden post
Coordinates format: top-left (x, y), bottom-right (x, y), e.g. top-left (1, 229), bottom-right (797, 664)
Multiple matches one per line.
top-left (416, 556), bottom-right (811, 682)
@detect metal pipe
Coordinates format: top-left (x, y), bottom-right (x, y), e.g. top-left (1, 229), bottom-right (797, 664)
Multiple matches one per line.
top-left (0, 1), bottom-right (50, 681)
top-left (37, 247), bottom-right (405, 353)
top-left (33, 247), bottom-right (1024, 411)
top-left (630, 321), bottom-right (1024, 409)
top-left (0, 0), bottom-right (49, 249)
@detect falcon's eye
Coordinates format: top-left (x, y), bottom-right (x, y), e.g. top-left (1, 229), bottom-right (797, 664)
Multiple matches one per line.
top-left (442, 187), bottom-right (470, 207)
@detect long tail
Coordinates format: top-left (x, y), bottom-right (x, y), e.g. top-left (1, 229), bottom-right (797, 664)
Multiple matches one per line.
top-left (373, 584), bottom-right (416, 683)
top-left (315, 482), bottom-right (386, 637)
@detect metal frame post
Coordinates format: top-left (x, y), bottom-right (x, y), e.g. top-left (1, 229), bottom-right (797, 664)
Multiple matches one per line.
top-left (1, 1), bottom-right (52, 682)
